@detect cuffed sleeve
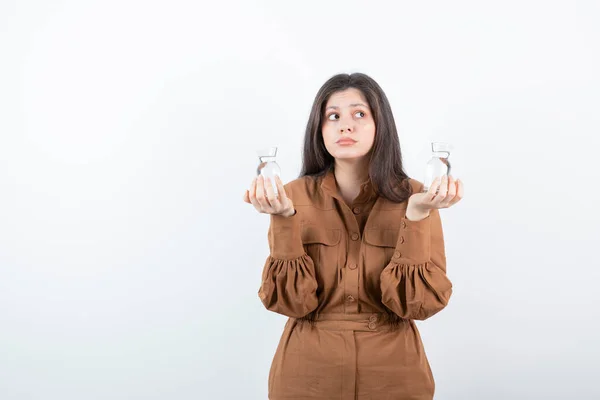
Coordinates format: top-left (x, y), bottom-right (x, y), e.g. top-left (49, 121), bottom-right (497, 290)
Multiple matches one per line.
top-left (393, 213), bottom-right (432, 264)
top-left (380, 208), bottom-right (453, 320)
top-left (257, 183), bottom-right (319, 318)
top-left (268, 213), bottom-right (305, 260)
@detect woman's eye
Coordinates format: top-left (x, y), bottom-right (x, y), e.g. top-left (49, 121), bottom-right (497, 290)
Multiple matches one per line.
top-left (355, 111), bottom-right (365, 118)
top-left (327, 113), bottom-right (339, 121)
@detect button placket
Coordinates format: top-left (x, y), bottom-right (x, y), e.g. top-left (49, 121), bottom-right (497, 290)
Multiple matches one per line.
top-left (322, 171), bottom-right (377, 315)
top-left (345, 227), bottom-right (361, 313)
top-left (341, 194), bottom-right (376, 315)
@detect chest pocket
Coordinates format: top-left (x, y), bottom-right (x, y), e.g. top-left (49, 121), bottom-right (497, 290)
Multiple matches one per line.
top-left (301, 225), bottom-right (341, 271)
top-left (364, 228), bottom-right (398, 270)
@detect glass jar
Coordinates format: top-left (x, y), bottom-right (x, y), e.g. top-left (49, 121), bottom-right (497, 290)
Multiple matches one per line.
top-left (256, 146), bottom-right (281, 196)
top-left (423, 142), bottom-right (452, 192)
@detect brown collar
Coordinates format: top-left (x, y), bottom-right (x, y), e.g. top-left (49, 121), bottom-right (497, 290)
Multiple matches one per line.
top-left (320, 167), bottom-right (376, 204)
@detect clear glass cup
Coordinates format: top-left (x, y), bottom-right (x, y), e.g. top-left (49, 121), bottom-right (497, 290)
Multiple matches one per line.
top-left (256, 146), bottom-right (281, 196)
top-left (423, 142), bottom-right (452, 192)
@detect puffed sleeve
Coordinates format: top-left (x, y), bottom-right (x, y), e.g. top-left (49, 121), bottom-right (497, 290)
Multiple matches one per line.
top-left (257, 184), bottom-right (318, 318)
top-left (380, 206), bottom-right (453, 320)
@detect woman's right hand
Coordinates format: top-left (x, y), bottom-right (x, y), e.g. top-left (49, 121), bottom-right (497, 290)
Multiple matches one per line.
top-left (243, 175), bottom-right (295, 217)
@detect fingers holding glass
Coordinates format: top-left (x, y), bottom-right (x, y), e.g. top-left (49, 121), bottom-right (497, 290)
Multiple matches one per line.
top-left (431, 175), bottom-right (449, 207)
top-left (427, 177), bottom-right (441, 199)
top-left (447, 178), bottom-right (463, 207)
top-left (263, 176), bottom-right (280, 209)
top-left (439, 175), bottom-right (456, 207)
top-left (447, 175), bottom-right (456, 197)
top-left (456, 179), bottom-right (464, 198)
top-left (248, 177), bottom-right (259, 208)
top-left (274, 176), bottom-right (289, 208)
top-left (255, 175), bottom-right (270, 209)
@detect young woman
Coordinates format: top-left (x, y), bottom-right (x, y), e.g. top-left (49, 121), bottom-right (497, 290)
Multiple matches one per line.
top-left (244, 73), bottom-right (463, 400)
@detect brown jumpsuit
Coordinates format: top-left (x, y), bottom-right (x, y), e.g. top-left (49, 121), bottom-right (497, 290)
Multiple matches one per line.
top-left (258, 168), bottom-right (453, 399)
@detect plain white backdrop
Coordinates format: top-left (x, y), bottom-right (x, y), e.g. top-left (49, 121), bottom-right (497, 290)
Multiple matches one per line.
top-left (1, 0), bottom-right (599, 399)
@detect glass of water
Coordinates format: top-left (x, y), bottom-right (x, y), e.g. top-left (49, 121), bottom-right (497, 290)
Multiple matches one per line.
top-left (423, 142), bottom-right (452, 192)
top-left (256, 146), bottom-right (281, 196)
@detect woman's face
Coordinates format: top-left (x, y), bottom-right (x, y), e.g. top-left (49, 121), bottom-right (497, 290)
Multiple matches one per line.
top-left (321, 88), bottom-right (376, 162)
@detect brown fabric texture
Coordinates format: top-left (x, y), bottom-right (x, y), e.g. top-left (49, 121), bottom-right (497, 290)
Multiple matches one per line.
top-left (258, 168), bottom-right (453, 400)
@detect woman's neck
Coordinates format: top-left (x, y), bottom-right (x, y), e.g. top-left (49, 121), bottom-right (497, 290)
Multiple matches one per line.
top-left (333, 159), bottom-right (370, 203)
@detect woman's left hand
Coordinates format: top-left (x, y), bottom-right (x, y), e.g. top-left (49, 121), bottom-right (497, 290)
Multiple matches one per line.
top-left (407, 175), bottom-right (464, 215)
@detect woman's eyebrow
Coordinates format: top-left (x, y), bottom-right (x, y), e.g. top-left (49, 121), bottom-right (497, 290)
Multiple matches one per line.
top-left (325, 103), bottom-right (369, 111)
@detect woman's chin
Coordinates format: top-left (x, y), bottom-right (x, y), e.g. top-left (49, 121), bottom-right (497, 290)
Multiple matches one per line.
top-left (333, 151), bottom-right (370, 161)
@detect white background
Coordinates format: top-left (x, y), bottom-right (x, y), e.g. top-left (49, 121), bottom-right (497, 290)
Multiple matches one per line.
top-left (1, 0), bottom-right (599, 399)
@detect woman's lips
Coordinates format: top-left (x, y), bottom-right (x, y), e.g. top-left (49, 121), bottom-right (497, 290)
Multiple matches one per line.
top-left (337, 139), bottom-right (357, 145)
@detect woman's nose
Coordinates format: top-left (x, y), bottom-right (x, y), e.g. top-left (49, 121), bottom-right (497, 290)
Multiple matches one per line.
top-left (340, 124), bottom-right (353, 133)
top-left (339, 113), bottom-right (355, 133)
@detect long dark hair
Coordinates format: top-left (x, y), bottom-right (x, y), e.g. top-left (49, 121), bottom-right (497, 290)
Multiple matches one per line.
top-left (298, 72), bottom-right (413, 203)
